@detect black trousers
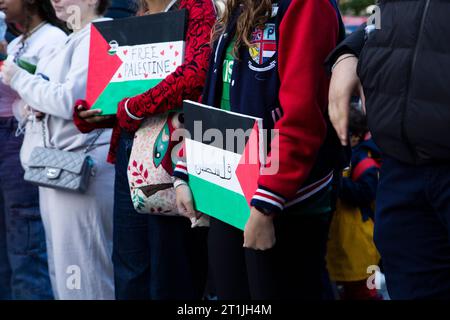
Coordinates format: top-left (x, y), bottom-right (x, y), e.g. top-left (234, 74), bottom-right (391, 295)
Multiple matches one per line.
top-left (208, 204), bottom-right (332, 300)
top-left (374, 156), bottom-right (450, 299)
top-left (112, 131), bottom-right (208, 300)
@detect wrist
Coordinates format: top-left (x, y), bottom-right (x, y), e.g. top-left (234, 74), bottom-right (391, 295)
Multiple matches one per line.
top-left (124, 99), bottom-right (144, 121)
top-left (331, 54), bottom-right (358, 73)
top-left (338, 53), bottom-right (357, 60)
top-left (252, 206), bottom-right (275, 218)
top-left (174, 178), bottom-right (188, 189)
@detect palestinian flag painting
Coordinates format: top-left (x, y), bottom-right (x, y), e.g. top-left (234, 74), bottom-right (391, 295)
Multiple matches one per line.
top-left (86, 10), bottom-right (187, 115)
top-left (183, 101), bottom-right (264, 230)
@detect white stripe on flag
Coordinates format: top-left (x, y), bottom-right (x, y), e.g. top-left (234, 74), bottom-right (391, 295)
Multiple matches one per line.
top-left (185, 138), bottom-right (244, 196)
top-left (112, 41), bottom-right (185, 82)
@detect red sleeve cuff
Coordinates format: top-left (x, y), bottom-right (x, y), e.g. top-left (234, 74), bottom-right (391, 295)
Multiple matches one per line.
top-left (73, 99), bottom-right (95, 133)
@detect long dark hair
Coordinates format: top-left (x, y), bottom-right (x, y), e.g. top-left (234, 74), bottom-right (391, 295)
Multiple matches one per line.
top-left (212, 0), bottom-right (272, 58)
top-left (22, 0), bottom-right (68, 40)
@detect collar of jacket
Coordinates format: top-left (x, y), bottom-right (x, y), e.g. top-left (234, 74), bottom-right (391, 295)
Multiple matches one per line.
top-left (212, 7), bottom-right (240, 66)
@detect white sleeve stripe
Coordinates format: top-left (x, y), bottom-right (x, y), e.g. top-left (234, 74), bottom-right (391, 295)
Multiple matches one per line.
top-left (251, 195), bottom-right (284, 210)
top-left (255, 188), bottom-right (285, 203)
top-left (174, 168), bottom-right (188, 175)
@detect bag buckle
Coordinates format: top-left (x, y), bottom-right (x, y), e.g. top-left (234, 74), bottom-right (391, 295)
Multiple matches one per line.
top-left (46, 167), bottom-right (62, 179)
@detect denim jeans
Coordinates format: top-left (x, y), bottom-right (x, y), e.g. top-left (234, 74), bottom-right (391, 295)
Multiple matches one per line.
top-left (0, 117), bottom-right (53, 300)
top-left (112, 131), bottom-right (208, 300)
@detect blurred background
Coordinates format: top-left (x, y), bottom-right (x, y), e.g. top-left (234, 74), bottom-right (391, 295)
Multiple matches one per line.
top-left (338, 0), bottom-right (377, 35)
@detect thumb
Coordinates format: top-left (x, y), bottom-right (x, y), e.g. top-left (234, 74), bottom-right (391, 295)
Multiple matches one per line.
top-left (359, 83), bottom-right (367, 114)
top-left (337, 112), bottom-right (349, 146)
top-left (329, 100), bottom-right (350, 146)
top-left (176, 197), bottom-right (187, 216)
top-left (176, 195), bottom-right (195, 219)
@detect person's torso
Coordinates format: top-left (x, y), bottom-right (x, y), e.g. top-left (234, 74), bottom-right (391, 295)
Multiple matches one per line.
top-left (205, 2), bottom-right (282, 130)
top-left (0, 23), bottom-right (67, 118)
top-left (204, 0), bottom-right (344, 192)
top-left (357, 0), bottom-right (450, 164)
top-left (32, 20), bottom-right (112, 152)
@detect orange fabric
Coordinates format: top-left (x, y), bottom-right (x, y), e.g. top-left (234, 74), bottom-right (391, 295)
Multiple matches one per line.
top-left (327, 199), bottom-right (380, 282)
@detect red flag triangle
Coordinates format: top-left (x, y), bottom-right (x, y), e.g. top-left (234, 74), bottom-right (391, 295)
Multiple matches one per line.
top-left (236, 122), bottom-right (261, 205)
top-left (85, 25), bottom-right (123, 108)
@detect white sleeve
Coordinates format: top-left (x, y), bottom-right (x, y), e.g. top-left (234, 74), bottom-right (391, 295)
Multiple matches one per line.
top-left (36, 30), bottom-right (67, 59)
top-left (9, 35), bottom-right (89, 121)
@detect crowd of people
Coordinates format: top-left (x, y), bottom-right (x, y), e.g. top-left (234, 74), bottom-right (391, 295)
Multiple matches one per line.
top-left (0, 0), bottom-right (448, 301)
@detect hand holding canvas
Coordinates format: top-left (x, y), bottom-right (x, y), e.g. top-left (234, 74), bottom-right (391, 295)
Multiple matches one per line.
top-left (175, 184), bottom-right (196, 219)
top-left (75, 99), bottom-right (114, 124)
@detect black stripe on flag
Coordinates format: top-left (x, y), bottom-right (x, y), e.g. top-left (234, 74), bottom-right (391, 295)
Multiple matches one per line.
top-left (183, 100), bottom-right (261, 155)
top-left (93, 9), bottom-right (187, 46)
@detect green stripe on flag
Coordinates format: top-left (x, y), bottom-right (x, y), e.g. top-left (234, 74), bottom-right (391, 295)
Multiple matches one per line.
top-left (189, 174), bottom-right (250, 231)
top-left (93, 79), bottom-right (163, 115)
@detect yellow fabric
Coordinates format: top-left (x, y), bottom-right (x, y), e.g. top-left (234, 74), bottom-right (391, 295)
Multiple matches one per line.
top-left (326, 199), bottom-right (380, 282)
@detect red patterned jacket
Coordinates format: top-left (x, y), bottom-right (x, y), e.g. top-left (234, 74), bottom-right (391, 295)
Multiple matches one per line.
top-left (73, 0), bottom-right (216, 163)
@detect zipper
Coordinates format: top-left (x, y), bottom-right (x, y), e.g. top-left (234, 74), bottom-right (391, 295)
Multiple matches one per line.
top-left (164, 0), bottom-right (178, 12)
top-left (214, 33), bottom-right (226, 65)
top-left (402, 0), bottom-right (430, 161)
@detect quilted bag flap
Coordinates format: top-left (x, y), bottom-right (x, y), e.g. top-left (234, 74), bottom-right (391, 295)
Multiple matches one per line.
top-left (27, 147), bottom-right (88, 175)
